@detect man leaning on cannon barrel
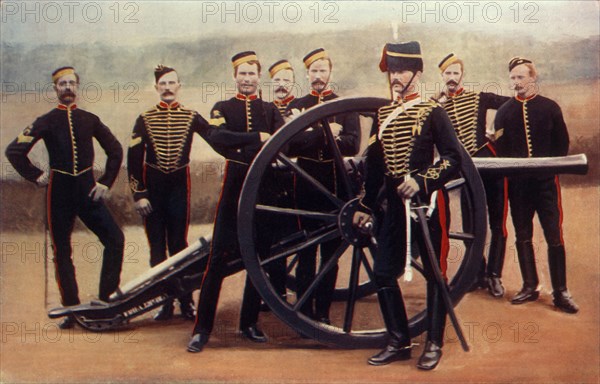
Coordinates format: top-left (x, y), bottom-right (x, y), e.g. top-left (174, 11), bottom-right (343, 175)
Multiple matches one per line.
top-left (353, 42), bottom-right (463, 370)
top-left (187, 51), bottom-right (285, 353)
top-left (435, 53), bottom-right (511, 297)
top-left (127, 65), bottom-right (212, 321)
top-left (5, 66), bottom-right (125, 329)
top-left (495, 57), bottom-right (578, 314)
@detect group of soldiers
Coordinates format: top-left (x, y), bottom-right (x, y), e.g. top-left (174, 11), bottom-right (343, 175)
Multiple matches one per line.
top-left (5, 40), bottom-right (579, 371)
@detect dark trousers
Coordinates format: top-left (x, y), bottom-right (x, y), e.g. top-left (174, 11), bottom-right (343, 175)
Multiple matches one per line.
top-left (258, 167), bottom-right (297, 298)
top-left (48, 170), bottom-right (124, 306)
top-left (295, 159), bottom-right (339, 319)
top-left (482, 174), bottom-right (508, 241)
top-left (508, 175), bottom-right (567, 291)
top-left (374, 185), bottom-right (450, 346)
top-left (508, 176), bottom-right (564, 246)
top-left (193, 162), bottom-right (261, 336)
top-left (480, 174), bottom-right (509, 278)
top-left (144, 166), bottom-right (190, 267)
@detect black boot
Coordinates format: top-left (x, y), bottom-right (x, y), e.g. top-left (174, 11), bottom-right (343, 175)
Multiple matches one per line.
top-left (417, 341), bottom-right (443, 370)
top-left (154, 299), bottom-right (174, 321)
top-left (486, 234), bottom-right (507, 298)
top-left (511, 241), bottom-right (540, 304)
top-left (417, 283), bottom-right (446, 370)
top-left (187, 333), bottom-right (209, 353)
top-left (58, 315), bottom-right (76, 329)
top-left (178, 293), bottom-right (196, 320)
top-left (368, 286), bottom-right (411, 366)
top-left (548, 245), bottom-right (579, 314)
top-left (468, 258), bottom-right (488, 292)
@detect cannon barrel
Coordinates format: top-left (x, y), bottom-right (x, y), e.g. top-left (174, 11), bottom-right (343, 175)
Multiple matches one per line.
top-left (472, 154), bottom-right (588, 176)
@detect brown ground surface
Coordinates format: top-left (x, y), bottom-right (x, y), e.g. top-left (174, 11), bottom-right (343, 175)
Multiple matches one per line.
top-left (1, 185), bottom-right (599, 384)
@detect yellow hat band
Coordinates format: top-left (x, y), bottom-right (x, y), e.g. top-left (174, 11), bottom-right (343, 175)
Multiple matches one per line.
top-left (232, 54), bottom-right (259, 68)
top-left (386, 51), bottom-right (422, 59)
top-left (439, 56), bottom-right (460, 72)
top-left (52, 68), bottom-right (75, 83)
top-left (269, 62), bottom-right (293, 78)
top-left (304, 51), bottom-right (329, 68)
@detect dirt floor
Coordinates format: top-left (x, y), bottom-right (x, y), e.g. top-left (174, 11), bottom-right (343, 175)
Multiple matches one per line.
top-left (1, 185), bottom-right (599, 384)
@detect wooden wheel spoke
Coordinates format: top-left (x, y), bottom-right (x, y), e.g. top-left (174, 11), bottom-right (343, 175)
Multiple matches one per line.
top-left (261, 225), bottom-right (340, 267)
top-left (276, 154), bottom-right (344, 208)
top-left (293, 241), bottom-right (350, 312)
top-left (320, 119), bottom-right (355, 200)
top-left (256, 204), bottom-right (337, 223)
top-left (449, 231), bottom-right (475, 241)
top-left (342, 247), bottom-right (363, 333)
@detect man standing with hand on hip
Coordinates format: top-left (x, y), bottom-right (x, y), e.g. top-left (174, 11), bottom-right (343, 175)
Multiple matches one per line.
top-left (5, 66), bottom-right (124, 329)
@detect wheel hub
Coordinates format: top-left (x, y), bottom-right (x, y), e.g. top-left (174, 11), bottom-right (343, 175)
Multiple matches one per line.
top-left (338, 198), bottom-right (373, 248)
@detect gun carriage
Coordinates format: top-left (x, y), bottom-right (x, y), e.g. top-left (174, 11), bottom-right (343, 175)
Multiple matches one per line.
top-left (49, 97), bottom-right (588, 349)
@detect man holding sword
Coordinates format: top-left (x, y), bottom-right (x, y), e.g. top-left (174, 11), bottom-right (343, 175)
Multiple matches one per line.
top-left (353, 42), bottom-right (463, 370)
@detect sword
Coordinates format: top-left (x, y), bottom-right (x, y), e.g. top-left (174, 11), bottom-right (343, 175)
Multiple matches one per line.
top-left (412, 195), bottom-right (470, 352)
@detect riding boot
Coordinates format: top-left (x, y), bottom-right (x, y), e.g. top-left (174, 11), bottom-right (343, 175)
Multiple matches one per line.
top-left (417, 283), bottom-right (445, 370)
top-left (511, 241), bottom-right (540, 304)
top-left (368, 286), bottom-right (412, 366)
top-left (548, 245), bottom-right (579, 314)
top-left (486, 234), bottom-right (507, 297)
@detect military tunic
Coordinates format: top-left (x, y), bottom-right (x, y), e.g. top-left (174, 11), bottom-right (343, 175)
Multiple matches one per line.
top-left (495, 94), bottom-right (569, 245)
top-left (127, 101), bottom-right (210, 267)
top-left (273, 95), bottom-right (295, 116)
top-left (360, 96), bottom-right (462, 345)
top-left (441, 89), bottom-right (510, 279)
top-left (193, 94), bottom-right (284, 336)
top-left (5, 104), bottom-right (124, 306)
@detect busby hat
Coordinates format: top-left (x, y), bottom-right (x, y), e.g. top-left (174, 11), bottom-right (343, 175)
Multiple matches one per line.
top-left (508, 57), bottom-right (533, 71)
top-left (154, 65), bottom-right (176, 82)
top-left (52, 66), bottom-right (76, 83)
top-left (438, 53), bottom-right (462, 72)
top-left (269, 60), bottom-right (293, 78)
top-left (379, 41), bottom-right (423, 73)
top-left (232, 51), bottom-right (259, 69)
top-left (303, 48), bottom-right (329, 69)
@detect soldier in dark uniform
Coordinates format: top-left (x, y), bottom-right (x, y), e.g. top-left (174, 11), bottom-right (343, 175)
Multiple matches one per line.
top-left (285, 48), bottom-right (360, 324)
top-left (258, 59), bottom-right (298, 306)
top-left (5, 66), bottom-right (124, 329)
top-left (436, 53), bottom-right (510, 297)
top-left (353, 42), bottom-right (462, 370)
top-left (187, 51), bottom-right (284, 353)
top-left (269, 59), bottom-right (296, 116)
top-left (127, 65), bottom-right (211, 321)
top-left (495, 57), bottom-right (578, 313)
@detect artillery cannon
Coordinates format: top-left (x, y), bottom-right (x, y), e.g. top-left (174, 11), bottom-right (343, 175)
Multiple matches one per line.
top-left (48, 97), bottom-right (588, 348)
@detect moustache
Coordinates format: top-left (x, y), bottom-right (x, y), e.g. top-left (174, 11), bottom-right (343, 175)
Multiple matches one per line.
top-left (61, 91), bottom-right (76, 97)
top-left (162, 91), bottom-right (174, 96)
top-left (275, 86), bottom-right (287, 93)
top-left (311, 80), bottom-right (326, 86)
top-left (391, 79), bottom-right (403, 86)
top-left (446, 80), bottom-right (458, 86)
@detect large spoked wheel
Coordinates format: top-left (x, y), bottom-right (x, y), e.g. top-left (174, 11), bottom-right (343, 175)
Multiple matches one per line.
top-left (238, 97), bottom-right (487, 348)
